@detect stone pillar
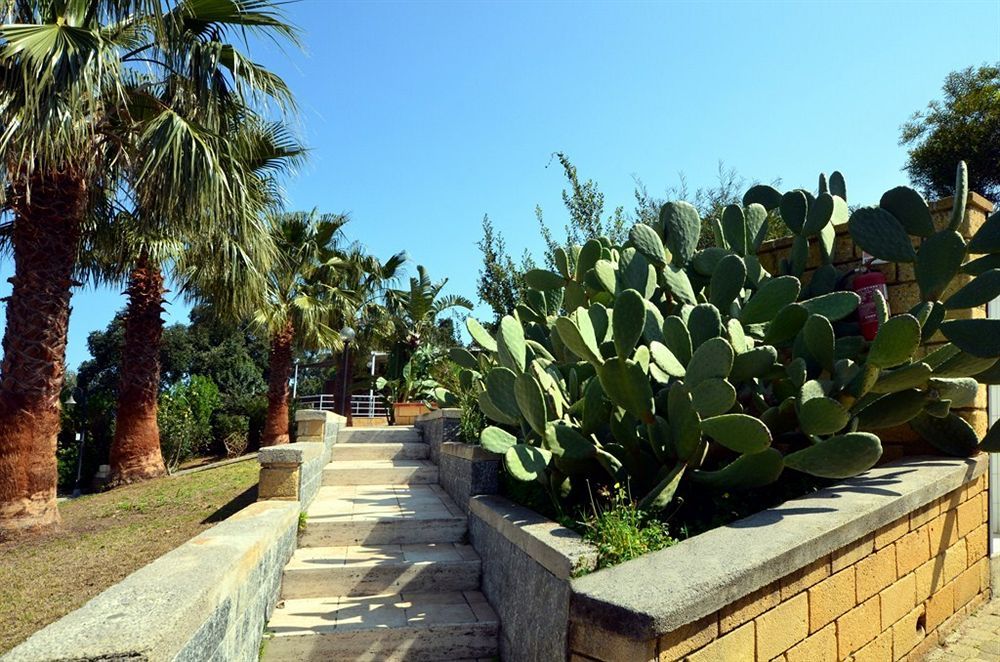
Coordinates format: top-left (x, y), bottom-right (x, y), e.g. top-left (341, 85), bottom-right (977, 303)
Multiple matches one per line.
top-left (258, 410), bottom-right (345, 505)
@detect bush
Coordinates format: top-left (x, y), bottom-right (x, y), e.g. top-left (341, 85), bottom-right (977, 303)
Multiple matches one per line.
top-left (158, 375), bottom-right (220, 470)
top-left (581, 483), bottom-right (676, 571)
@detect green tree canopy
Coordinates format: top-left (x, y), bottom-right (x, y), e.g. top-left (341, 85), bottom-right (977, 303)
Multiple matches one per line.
top-left (901, 63), bottom-right (1000, 199)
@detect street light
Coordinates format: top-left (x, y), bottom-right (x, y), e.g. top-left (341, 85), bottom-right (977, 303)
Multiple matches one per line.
top-left (339, 327), bottom-right (356, 421)
top-left (65, 388), bottom-right (87, 498)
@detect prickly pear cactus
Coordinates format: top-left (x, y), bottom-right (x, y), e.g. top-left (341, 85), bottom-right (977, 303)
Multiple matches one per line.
top-left (460, 162), bottom-right (1000, 512)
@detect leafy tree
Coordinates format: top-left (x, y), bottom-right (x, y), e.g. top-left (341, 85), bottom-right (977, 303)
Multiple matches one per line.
top-left (252, 212), bottom-right (363, 445)
top-left (536, 153), bottom-right (629, 270)
top-left (106, 116), bottom-right (302, 486)
top-left (475, 215), bottom-right (529, 326)
top-left (901, 64), bottom-right (1000, 199)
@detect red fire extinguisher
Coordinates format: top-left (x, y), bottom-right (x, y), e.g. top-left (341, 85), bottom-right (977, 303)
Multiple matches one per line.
top-left (854, 256), bottom-right (888, 341)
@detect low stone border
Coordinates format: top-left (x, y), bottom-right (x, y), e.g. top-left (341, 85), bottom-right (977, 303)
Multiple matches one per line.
top-left (469, 495), bottom-right (597, 662)
top-left (439, 441), bottom-right (501, 513)
top-left (459, 455), bottom-right (991, 661)
top-left (415, 408), bottom-right (461, 464)
top-left (6, 500), bottom-right (300, 662)
top-left (169, 452), bottom-right (259, 477)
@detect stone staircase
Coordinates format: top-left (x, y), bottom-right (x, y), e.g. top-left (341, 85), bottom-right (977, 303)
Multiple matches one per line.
top-left (263, 425), bottom-right (499, 661)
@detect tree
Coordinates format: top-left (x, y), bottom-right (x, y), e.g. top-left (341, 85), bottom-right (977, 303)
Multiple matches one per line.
top-left (106, 116), bottom-right (302, 486)
top-left (386, 265), bottom-right (473, 349)
top-left (0, 0), bottom-right (297, 535)
top-left (253, 212), bottom-right (361, 446)
top-left (475, 215), bottom-right (528, 326)
top-left (536, 153), bottom-right (628, 270)
top-left (901, 64), bottom-right (1000, 200)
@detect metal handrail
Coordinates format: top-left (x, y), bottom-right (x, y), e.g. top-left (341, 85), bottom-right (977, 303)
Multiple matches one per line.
top-left (296, 393), bottom-right (390, 419)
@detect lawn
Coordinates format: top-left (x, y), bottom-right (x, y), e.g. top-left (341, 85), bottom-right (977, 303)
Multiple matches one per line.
top-left (0, 460), bottom-right (259, 654)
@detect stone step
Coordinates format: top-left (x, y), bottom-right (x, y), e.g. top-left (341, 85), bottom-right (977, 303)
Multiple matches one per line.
top-left (299, 485), bottom-right (467, 547)
top-left (263, 592), bottom-right (498, 662)
top-left (331, 442), bottom-right (428, 461)
top-left (339, 426), bottom-right (422, 443)
top-left (323, 460), bottom-right (438, 486)
top-left (281, 543), bottom-right (481, 598)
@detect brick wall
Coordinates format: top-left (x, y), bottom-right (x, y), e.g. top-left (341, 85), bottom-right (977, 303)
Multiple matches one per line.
top-left (756, 193), bottom-right (996, 462)
top-left (638, 474), bottom-right (990, 662)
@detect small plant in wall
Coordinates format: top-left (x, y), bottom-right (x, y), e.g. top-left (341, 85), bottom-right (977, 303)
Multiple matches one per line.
top-left (462, 163), bottom-right (1000, 513)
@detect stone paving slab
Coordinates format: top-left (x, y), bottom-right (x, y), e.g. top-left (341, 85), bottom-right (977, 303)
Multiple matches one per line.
top-left (925, 598), bottom-right (1000, 661)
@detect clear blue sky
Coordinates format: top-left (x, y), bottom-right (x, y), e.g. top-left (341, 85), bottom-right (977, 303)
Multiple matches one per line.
top-left (4, 0), bottom-right (998, 371)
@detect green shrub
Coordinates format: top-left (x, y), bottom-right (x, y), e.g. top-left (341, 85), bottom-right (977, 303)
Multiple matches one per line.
top-left (581, 483), bottom-right (676, 571)
top-left (214, 413), bottom-right (249, 457)
top-left (158, 375), bottom-right (220, 470)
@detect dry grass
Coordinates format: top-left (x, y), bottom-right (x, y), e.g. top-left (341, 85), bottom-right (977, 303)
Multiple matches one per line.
top-left (0, 460), bottom-right (259, 654)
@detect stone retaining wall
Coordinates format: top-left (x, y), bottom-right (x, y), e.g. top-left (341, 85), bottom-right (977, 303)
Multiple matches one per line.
top-left (569, 456), bottom-right (990, 662)
top-left (443, 455), bottom-right (989, 661)
top-left (6, 409), bottom-right (346, 662)
top-left (469, 495), bottom-right (597, 662)
top-left (415, 408), bottom-right (461, 465)
top-left (438, 442), bottom-right (501, 514)
top-left (757, 193), bottom-right (995, 462)
top-left (5, 500), bottom-right (299, 662)
top-left (259, 409), bottom-right (343, 507)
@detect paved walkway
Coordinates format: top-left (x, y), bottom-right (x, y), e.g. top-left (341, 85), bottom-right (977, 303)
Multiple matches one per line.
top-left (262, 425), bottom-right (499, 661)
top-left (925, 598), bottom-right (1000, 661)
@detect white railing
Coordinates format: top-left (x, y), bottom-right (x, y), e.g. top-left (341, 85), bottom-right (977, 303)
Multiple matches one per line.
top-left (351, 393), bottom-right (390, 419)
top-left (296, 393), bottom-right (390, 419)
top-left (296, 393), bottom-right (338, 412)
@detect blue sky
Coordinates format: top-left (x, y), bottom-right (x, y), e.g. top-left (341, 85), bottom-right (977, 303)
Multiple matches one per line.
top-left (4, 0), bottom-right (998, 371)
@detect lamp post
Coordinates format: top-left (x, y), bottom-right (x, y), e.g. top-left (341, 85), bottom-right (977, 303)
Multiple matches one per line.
top-left (339, 326), bottom-right (356, 423)
top-left (65, 388), bottom-right (87, 498)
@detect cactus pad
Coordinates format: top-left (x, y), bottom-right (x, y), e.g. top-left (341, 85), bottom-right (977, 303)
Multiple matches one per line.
top-left (784, 433), bottom-right (882, 479)
top-left (848, 207), bottom-right (917, 263)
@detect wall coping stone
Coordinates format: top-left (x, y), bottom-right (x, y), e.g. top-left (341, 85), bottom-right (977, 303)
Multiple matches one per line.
top-left (5, 500), bottom-right (299, 661)
top-left (258, 441), bottom-right (322, 466)
top-left (294, 409), bottom-right (345, 423)
top-left (441, 441), bottom-right (500, 461)
top-left (470, 495), bottom-right (597, 580)
top-left (570, 455), bottom-right (987, 640)
top-left (416, 408), bottom-right (461, 422)
top-left (929, 191), bottom-right (994, 214)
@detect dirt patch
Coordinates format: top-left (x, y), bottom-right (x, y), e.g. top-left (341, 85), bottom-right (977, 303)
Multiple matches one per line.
top-left (0, 461), bottom-right (259, 654)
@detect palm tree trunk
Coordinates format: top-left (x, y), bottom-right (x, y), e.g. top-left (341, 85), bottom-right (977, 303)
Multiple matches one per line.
top-left (262, 321), bottom-right (294, 446)
top-left (109, 257), bottom-right (167, 485)
top-left (0, 171), bottom-right (87, 537)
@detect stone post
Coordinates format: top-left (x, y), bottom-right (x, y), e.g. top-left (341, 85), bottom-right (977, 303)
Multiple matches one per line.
top-left (258, 409), bottom-right (345, 505)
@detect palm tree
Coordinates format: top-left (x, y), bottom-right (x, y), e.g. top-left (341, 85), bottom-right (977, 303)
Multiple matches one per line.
top-left (254, 211), bottom-right (363, 446)
top-left (0, 0), bottom-right (297, 534)
top-left (386, 265), bottom-right (474, 349)
top-left (106, 118), bottom-right (303, 485)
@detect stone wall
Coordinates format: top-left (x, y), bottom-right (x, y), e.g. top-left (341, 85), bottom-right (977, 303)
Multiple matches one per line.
top-left (756, 193), bottom-right (995, 461)
top-left (568, 456), bottom-right (990, 662)
top-left (415, 408), bottom-right (462, 465)
top-left (259, 409), bottom-right (343, 507)
top-left (438, 442), bottom-right (501, 514)
top-left (6, 409), bottom-right (347, 662)
top-left (5, 500), bottom-right (299, 662)
top-left (469, 495), bottom-right (597, 662)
